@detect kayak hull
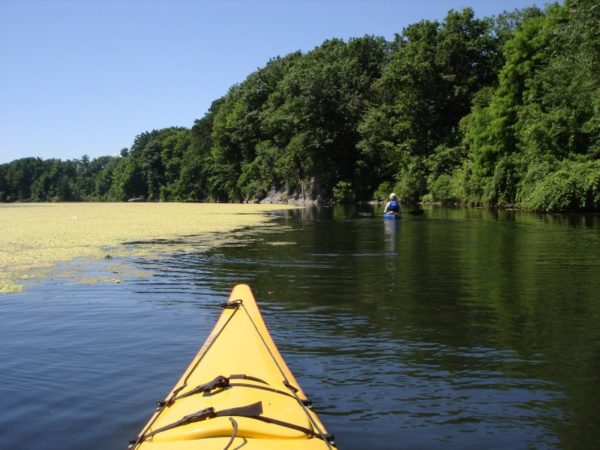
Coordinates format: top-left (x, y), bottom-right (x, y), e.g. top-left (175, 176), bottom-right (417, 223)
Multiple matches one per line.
top-left (130, 284), bottom-right (336, 450)
top-left (383, 212), bottom-right (400, 219)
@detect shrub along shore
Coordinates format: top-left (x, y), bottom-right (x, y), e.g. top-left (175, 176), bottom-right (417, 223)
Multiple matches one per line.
top-left (1, 1), bottom-right (598, 212)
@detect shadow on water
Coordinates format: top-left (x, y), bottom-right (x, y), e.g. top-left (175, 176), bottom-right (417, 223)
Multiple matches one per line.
top-left (1, 206), bottom-right (599, 449)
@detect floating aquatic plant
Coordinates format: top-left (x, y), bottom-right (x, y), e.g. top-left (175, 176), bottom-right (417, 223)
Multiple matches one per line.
top-left (0, 203), bottom-right (294, 293)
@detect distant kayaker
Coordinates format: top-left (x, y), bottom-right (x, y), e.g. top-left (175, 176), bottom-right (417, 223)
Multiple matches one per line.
top-left (384, 193), bottom-right (400, 214)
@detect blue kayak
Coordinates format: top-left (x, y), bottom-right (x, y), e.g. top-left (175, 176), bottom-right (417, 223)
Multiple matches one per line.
top-left (383, 213), bottom-right (400, 219)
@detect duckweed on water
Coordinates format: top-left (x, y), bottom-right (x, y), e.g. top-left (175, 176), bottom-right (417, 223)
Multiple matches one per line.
top-left (0, 203), bottom-right (294, 293)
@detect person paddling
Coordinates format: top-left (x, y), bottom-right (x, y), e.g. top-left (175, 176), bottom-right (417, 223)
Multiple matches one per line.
top-left (384, 193), bottom-right (400, 215)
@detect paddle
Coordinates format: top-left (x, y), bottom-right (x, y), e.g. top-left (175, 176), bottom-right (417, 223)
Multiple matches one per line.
top-left (384, 208), bottom-right (425, 216)
top-left (359, 208), bottom-right (425, 217)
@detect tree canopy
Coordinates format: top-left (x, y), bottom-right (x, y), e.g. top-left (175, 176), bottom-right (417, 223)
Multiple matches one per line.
top-left (1, 1), bottom-right (598, 211)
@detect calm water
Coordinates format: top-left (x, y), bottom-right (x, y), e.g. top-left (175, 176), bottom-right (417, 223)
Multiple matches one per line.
top-left (1, 207), bottom-right (599, 450)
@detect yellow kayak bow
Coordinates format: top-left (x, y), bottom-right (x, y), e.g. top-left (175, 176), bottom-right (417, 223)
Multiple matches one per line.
top-left (129, 284), bottom-right (337, 450)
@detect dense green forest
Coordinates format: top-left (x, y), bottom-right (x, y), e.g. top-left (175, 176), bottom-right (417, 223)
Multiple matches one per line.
top-left (1, 0), bottom-right (598, 211)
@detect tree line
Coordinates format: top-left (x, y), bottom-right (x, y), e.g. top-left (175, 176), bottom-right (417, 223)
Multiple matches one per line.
top-left (1, 0), bottom-right (598, 211)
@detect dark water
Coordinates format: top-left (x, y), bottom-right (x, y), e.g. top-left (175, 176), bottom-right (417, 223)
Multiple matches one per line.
top-left (1, 207), bottom-right (599, 450)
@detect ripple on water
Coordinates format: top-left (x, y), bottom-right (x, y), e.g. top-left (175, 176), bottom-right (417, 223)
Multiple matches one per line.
top-left (2, 208), bottom-right (599, 450)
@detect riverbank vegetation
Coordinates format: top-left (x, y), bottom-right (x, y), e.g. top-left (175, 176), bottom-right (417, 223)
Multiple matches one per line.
top-left (1, 1), bottom-right (597, 211)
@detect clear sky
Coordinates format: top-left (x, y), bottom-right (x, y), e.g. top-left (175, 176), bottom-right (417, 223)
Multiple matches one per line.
top-left (0, 0), bottom-right (549, 164)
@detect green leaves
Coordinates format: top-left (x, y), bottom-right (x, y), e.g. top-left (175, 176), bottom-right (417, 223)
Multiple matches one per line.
top-left (458, 1), bottom-right (600, 209)
top-left (519, 159), bottom-right (600, 211)
top-left (358, 8), bottom-right (503, 202)
top-left (1, 2), bottom-right (598, 211)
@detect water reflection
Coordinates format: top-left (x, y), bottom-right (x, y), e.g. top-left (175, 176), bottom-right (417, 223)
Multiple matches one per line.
top-left (383, 217), bottom-right (398, 253)
top-left (174, 206), bottom-right (600, 450)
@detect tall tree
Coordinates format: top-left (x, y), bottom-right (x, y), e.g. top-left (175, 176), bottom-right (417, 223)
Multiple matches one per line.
top-left (359, 8), bottom-right (503, 201)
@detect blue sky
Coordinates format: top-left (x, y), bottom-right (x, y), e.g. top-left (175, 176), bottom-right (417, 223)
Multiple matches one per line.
top-left (0, 0), bottom-right (549, 163)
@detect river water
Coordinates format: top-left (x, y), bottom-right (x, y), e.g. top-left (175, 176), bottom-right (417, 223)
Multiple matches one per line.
top-left (1, 206), bottom-right (599, 450)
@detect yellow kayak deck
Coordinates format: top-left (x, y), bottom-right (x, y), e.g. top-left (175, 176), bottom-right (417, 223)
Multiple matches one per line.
top-left (129, 284), bottom-right (336, 450)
